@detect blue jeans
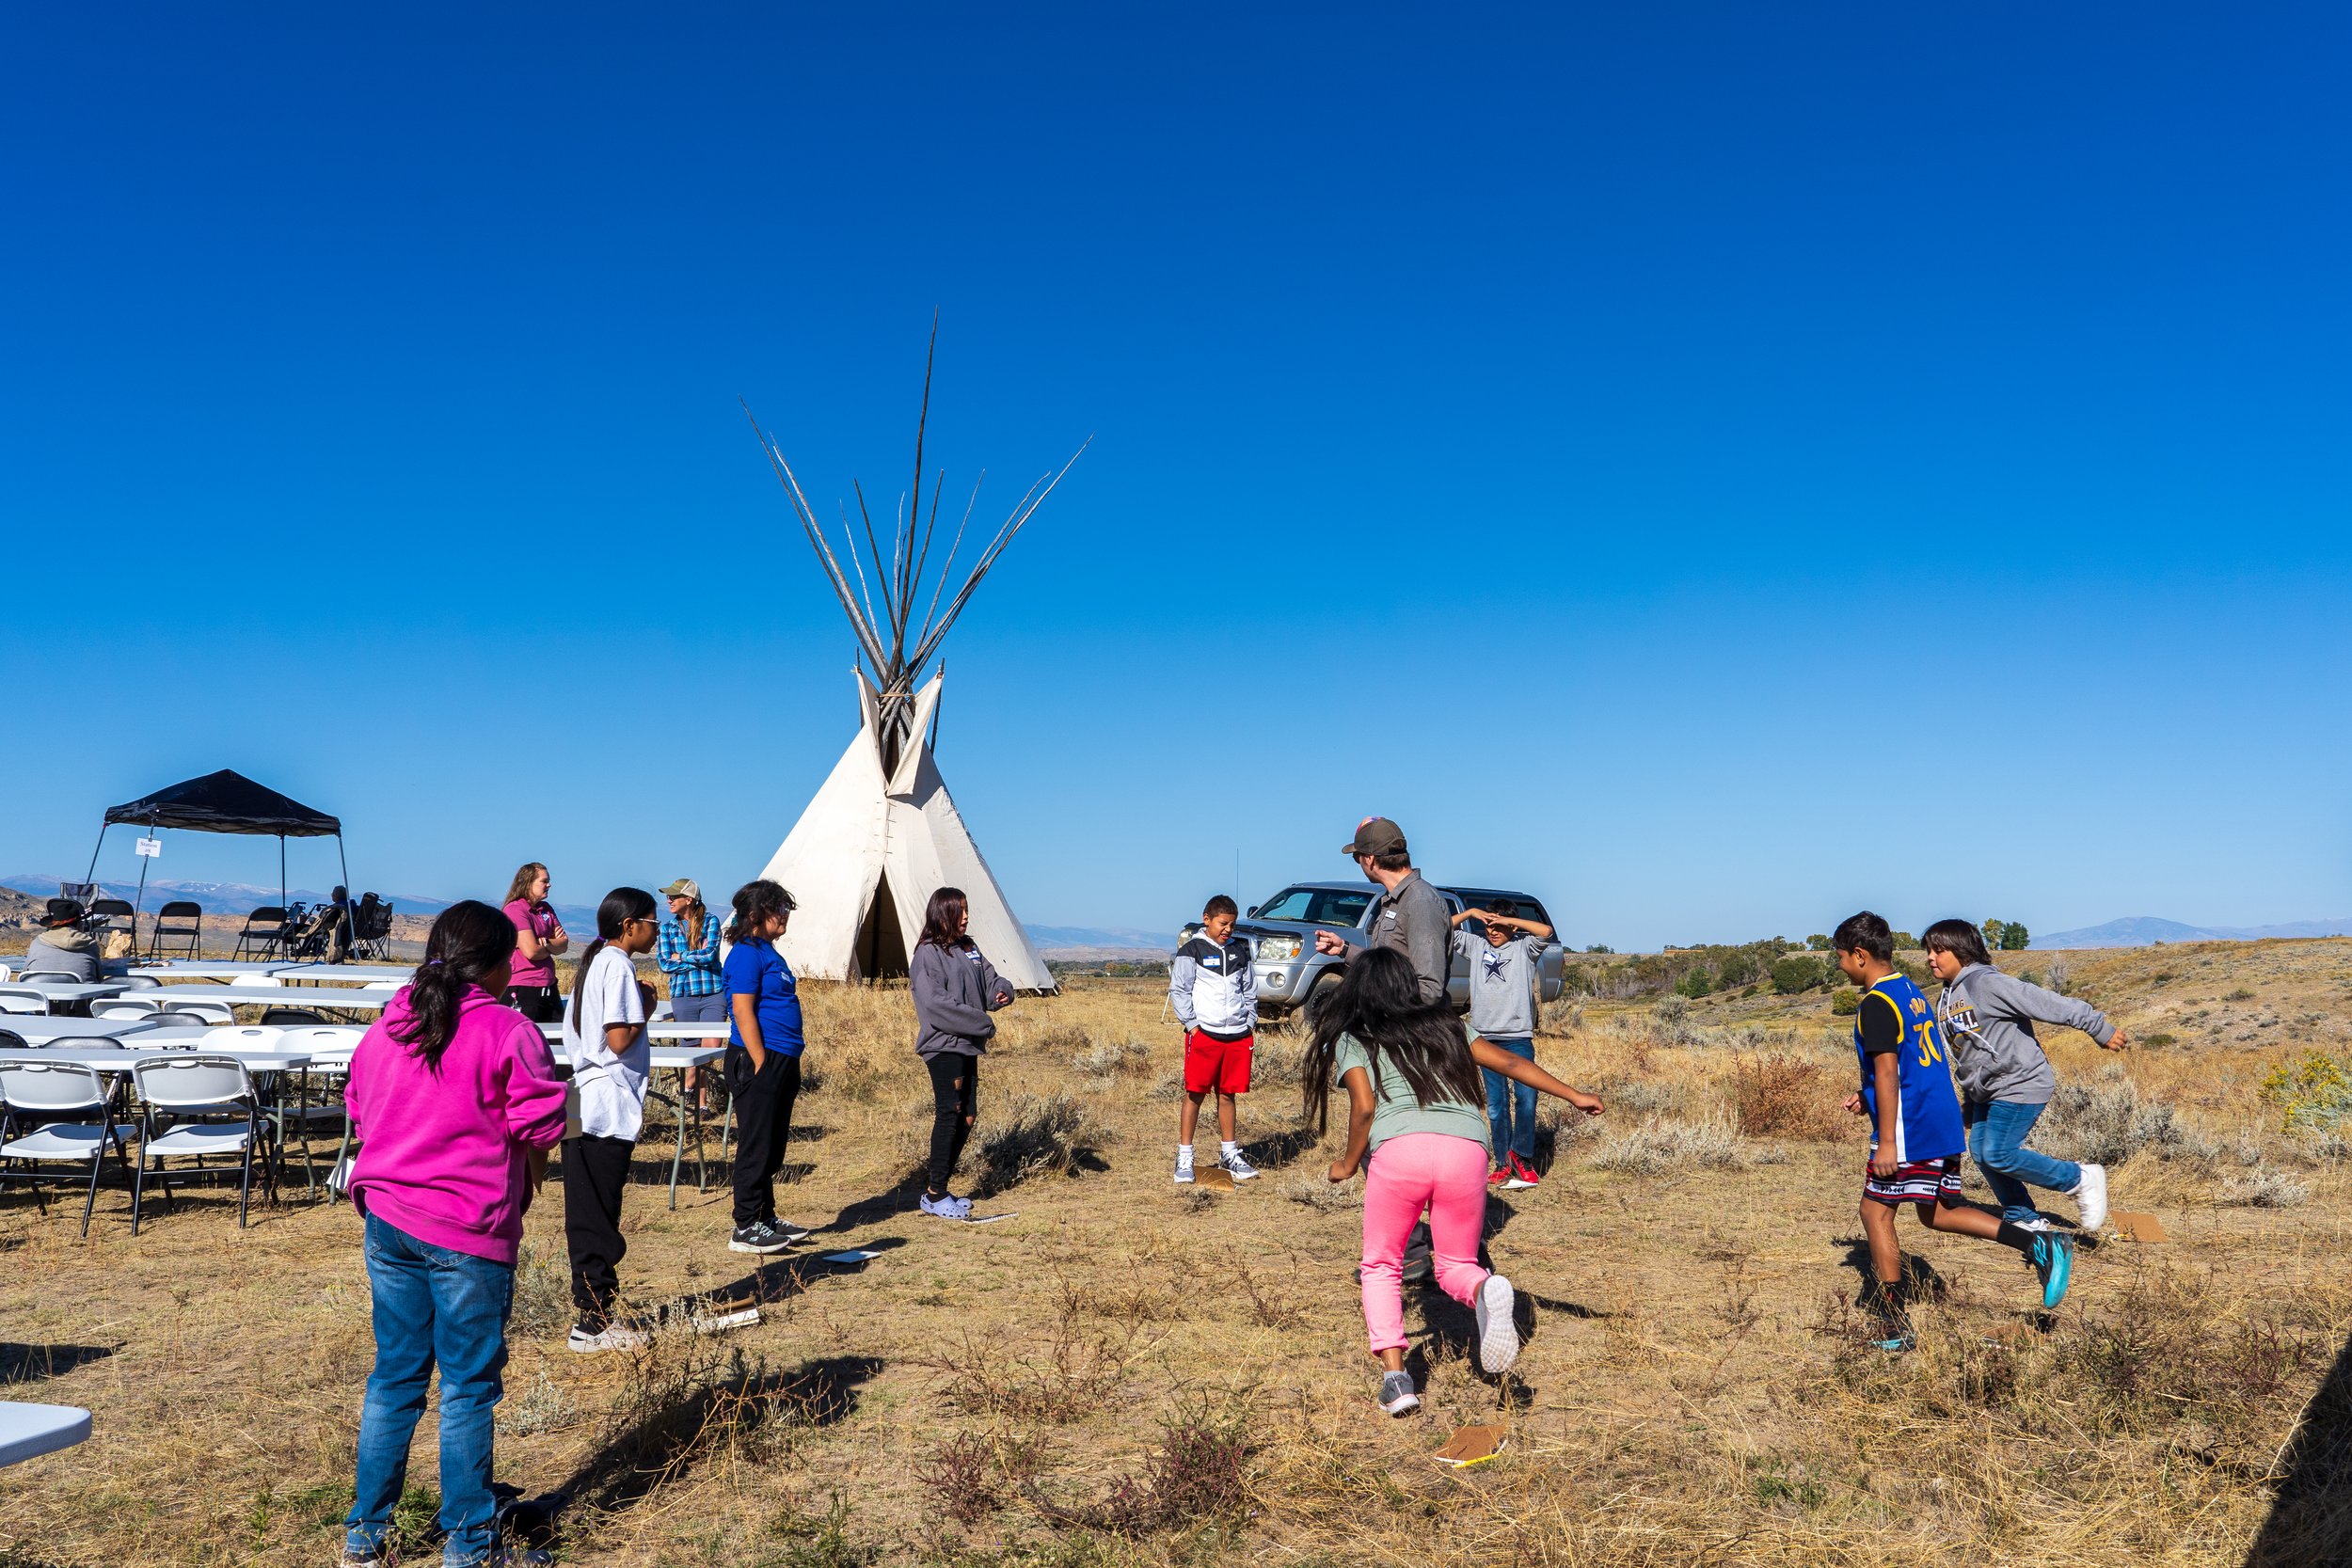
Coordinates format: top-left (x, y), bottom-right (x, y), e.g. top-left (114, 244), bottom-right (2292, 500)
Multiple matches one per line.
top-left (1481, 1037), bottom-right (1537, 1164)
top-left (346, 1212), bottom-right (515, 1566)
top-left (1964, 1100), bottom-right (2082, 1225)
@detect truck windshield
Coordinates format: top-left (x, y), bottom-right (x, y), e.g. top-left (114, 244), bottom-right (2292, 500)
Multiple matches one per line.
top-left (1253, 887), bottom-right (1375, 926)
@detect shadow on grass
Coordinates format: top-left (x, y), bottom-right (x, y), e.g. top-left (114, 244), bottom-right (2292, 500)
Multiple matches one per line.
top-left (1238, 1125), bottom-right (1321, 1173)
top-left (2247, 1331), bottom-right (2352, 1567)
top-left (0, 1342), bottom-right (116, 1385)
top-left (548, 1353), bottom-right (884, 1523)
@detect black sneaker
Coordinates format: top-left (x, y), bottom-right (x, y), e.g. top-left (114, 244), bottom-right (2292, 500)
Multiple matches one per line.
top-left (729, 1221), bottom-right (795, 1254)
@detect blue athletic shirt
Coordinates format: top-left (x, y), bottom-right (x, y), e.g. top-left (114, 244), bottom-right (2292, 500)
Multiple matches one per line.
top-left (1853, 973), bottom-right (1963, 1163)
top-left (723, 937), bottom-right (805, 1058)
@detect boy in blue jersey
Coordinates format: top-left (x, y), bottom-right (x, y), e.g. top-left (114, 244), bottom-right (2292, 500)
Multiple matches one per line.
top-left (1834, 911), bottom-right (2071, 1351)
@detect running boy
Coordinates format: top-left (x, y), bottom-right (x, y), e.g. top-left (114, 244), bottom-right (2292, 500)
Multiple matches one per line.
top-left (1450, 898), bottom-right (1551, 1190)
top-left (1835, 911), bottom-right (2071, 1351)
top-left (1923, 918), bottom-right (2126, 1235)
top-left (1169, 895), bottom-right (1259, 1184)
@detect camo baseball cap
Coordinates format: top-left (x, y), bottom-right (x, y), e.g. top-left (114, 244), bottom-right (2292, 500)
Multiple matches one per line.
top-left (1342, 816), bottom-right (1407, 858)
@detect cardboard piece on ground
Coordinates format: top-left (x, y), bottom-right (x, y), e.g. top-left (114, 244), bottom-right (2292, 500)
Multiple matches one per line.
top-left (1192, 1167), bottom-right (1235, 1192)
top-left (820, 1250), bottom-right (882, 1264)
top-left (1434, 1424), bottom-right (1507, 1467)
top-left (2109, 1211), bottom-right (2170, 1243)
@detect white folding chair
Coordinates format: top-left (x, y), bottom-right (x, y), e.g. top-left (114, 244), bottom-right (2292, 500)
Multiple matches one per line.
top-left (130, 1056), bottom-right (270, 1231)
top-left (90, 997), bottom-right (162, 1022)
top-left (0, 1062), bottom-right (134, 1238)
top-left (0, 992), bottom-right (45, 1018)
top-left (14, 973), bottom-right (82, 987)
top-left (274, 1027), bottom-right (362, 1195)
top-left (152, 999), bottom-right (232, 1025)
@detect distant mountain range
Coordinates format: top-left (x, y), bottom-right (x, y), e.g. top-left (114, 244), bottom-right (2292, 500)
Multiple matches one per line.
top-left (2034, 915), bottom-right (2352, 949)
top-left (4, 873), bottom-right (1170, 956)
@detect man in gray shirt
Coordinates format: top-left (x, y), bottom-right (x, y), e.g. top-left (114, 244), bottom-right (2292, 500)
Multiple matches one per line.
top-left (1314, 817), bottom-right (1450, 1005)
top-left (18, 902), bottom-right (104, 984)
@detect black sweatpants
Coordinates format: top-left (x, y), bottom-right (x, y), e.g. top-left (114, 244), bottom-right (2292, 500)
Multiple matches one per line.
top-left (504, 985), bottom-right (563, 1023)
top-left (727, 1046), bottom-right (801, 1227)
top-left (925, 1052), bottom-right (979, 1195)
top-left (563, 1133), bottom-right (634, 1323)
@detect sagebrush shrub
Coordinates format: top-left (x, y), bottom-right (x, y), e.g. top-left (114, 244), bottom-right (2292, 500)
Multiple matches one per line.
top-left (1730, 1053), bottom-right (1846, 1141)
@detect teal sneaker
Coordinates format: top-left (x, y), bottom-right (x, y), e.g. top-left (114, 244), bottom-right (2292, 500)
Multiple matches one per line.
top-left (2032, 1233), bottom-right (2073, 1309)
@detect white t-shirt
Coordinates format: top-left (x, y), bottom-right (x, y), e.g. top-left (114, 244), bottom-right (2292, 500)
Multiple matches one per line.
top-left (560, 946), bottom-right (651, 1141)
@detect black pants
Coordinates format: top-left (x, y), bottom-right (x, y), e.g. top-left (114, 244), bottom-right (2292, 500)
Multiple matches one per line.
top-left (727, 1046), bottom-right (801, 1227)
top-left (563, 1133), bottom-right (633, 1323)
top-left (925, 1052), bottom-right (979, 1195)
top-left (504, 985), bottom-right (562, 1023)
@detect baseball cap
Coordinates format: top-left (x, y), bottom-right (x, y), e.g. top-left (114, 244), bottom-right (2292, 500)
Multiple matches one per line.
top-left (660, 878), bottom-right (700, 901)
top-left (1342, 816), bottom-right (1407, 859)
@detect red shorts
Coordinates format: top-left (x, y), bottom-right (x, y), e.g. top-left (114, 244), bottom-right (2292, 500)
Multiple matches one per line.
top-left (1184, 1030), bottom-right (1254, 1096)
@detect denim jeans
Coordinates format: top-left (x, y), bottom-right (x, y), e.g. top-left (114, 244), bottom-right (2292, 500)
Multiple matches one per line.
top-left (345, 1212), bottom-right (515, 1566)
top-left (1964, 1099), bottom-right (2082, 1225)
top-left (1481, 1037), bottom-right (1538, 1164)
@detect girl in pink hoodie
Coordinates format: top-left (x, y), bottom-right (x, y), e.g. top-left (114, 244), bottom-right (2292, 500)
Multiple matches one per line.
top-left (342, 900), bottom-right (567, 1568)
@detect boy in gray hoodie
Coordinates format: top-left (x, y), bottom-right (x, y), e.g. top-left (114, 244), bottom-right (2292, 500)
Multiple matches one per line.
top-left (1922, 919), bottom-right (2129, 1234)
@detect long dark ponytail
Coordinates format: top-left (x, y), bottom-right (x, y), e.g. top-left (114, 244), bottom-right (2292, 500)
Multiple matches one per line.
top-left (393, 900), bottom-right (518, 1071)
top-left (571, 886), bottom-right (657, 1033)
top-left (1301, 945), bottom-right (1486, 1132)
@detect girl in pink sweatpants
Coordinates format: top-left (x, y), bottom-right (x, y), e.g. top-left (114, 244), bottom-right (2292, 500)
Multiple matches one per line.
top-left (1303, 948), bottom-right (1603, 1416)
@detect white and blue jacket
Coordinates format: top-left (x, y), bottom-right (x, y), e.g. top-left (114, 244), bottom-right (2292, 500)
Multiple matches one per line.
top-left (1170, 932), bottom-right (1256, 1039)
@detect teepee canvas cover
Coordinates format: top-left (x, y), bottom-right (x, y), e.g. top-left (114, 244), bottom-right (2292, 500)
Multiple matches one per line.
top-left (746, 324), bottom-right (1082, 992)
top-left (757, 670), bottom-right (1052, 990)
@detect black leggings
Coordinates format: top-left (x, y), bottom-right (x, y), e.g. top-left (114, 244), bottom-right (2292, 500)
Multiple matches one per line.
top-left (925, 1053), bottom-right (979, 1195)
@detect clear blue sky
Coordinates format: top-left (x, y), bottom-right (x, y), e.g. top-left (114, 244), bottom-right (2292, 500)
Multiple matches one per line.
top-left (6, 5), bottom-right (2347, 949)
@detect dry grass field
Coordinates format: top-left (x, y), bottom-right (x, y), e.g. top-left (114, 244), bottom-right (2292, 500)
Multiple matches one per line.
top-left (2, 939), bottom-right (2349, 1566)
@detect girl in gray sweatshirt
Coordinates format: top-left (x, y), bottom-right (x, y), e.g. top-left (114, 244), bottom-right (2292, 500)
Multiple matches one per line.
top-left (1922, 919), bottom-right (2130, 1236)
top-left (911, 886), bottom-right (1013, 1220)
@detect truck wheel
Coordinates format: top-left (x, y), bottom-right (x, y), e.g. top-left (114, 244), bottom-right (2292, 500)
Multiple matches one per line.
top-left (1302, 970), bottom-right (1343, 1022)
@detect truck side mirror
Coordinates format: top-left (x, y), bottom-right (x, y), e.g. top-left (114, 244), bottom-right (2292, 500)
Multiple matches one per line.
top-left (1246, 905), bottom-right (1259, 917)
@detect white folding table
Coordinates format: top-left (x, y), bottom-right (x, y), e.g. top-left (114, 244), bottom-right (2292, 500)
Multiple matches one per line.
top-left (0, 1017), bottom-right (166, 1045)
top-left (0, 1403), bottom-right (91, 1466)
top-left (4, 980), bottom-right (130, 1011)
top-left (269, 965), bottom-right (412, 987)
top-left (140, 985), bottom-right (394, 1014)
top-left (129, 961), bottom-right (289, 980)
top-left (0, 1046), bottom-right (316, 1072)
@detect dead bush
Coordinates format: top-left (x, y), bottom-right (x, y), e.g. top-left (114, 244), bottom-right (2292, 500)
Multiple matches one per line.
top-left (1590, 1112), bottom-right (1751, 1175)
top-left (1729, 1053), bottom-right (1846, 1140)
top-left (2039, 1065), bottom-right (2206, 1165)
top-left (1026, 1396), bottom-right (1252, 1536)
top-left (975, 1093), bottom-right (1104, 1196)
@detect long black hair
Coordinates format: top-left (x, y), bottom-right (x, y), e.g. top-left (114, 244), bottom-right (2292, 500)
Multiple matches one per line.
top-left (1301, 945), bottom-right (1486, 1132)
top-left (1923, 918), bottom-right (1994, 970)
top-left (571, 886), bottom-right (657, 1032)
top-left (727, 879), bottom-right (795, 945)
top-left (392, 900), bottom-right (518, 1071)
top-left (919, 887), bottom-right (970, 949)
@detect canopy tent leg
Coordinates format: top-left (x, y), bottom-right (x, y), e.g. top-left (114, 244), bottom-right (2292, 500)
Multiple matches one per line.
top-left (82, 822), bottom-right (110, 890)
top-left (132, 816), bottom-right (154, 927)
top-left (279, 835), bottom-right (287, 915)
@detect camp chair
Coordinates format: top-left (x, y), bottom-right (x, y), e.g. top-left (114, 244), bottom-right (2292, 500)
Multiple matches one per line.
top-left (353, 895), bottom-right (393, 961)
top-left (231, 908), bottom-right (289, 962)
top-left (130, 1055), bottom-right (272, 1231)
top-left (0, 1061), bottom-right (135, 1238)
top-left (150, 901), bottom-right (202, 960)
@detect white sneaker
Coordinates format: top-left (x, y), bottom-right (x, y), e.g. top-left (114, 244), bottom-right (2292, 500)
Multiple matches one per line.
top-left (1473, 1274), bottom-right (1519, 1375)
top-left (2011, 1215), bottom-right (2058, 1233)
top-left (1218, 1149), bottom-right (1259, 1181)
top-left (567, 1321), bottom-right (647, 1354)
top-left (2073, 1164), bottom-right (2109, 1233)
top-left (1173, 1153), bottom-right (1195, 1185)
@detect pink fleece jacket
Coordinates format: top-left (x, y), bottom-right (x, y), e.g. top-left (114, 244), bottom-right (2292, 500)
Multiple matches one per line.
top-left (346, 985), bottom-right (568, 1265)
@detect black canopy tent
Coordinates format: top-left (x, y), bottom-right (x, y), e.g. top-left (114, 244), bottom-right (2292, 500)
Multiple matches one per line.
top-left (84, 769), bottom-right (347, 930)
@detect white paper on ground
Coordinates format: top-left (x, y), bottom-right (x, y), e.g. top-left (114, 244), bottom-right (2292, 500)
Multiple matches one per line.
top-left (961, 1212), bottom-right (1018, 1225)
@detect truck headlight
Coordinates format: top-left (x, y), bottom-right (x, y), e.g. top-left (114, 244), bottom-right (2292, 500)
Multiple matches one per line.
top-left (1256, 935), bottom-right (1302, 963)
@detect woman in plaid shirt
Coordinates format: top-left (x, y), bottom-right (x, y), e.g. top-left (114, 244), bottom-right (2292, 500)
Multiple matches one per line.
top-left (658, 878), bottom-right (726, 1110)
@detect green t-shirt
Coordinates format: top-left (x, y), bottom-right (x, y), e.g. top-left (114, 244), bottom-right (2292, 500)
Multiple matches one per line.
top-left (1332, 1030), bottom-right (1492, 1156)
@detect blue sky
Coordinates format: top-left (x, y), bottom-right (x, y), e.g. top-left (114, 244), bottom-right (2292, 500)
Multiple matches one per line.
top-left (5, 4), bottom-right (2347, 950)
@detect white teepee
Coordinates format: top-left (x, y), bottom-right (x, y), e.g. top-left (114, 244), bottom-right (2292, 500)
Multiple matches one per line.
top-left (745, 325), bottom-right (1083, 991)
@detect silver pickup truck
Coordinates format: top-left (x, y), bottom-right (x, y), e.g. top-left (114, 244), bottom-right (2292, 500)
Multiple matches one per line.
top-left (1180, 880), bottom-right (1567, 1020)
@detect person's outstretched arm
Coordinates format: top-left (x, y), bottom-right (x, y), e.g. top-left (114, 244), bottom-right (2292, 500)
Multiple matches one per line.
top-left (1469, 1037), bottom-right (1602, 1115)
top-left (1979, 969), bottom-right (2128, 1049)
